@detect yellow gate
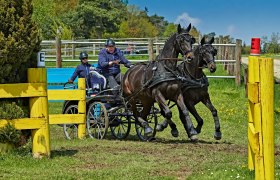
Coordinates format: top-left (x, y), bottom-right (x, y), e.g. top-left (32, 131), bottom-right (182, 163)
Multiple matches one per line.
top-left (0, 68), bottom-right (87, 158)
top-left (48, 79), bottom-right (86, 139)
top-left (247, 56), bottom-right (274, 179)
top-left (0, 68), bottom-right (50, 158)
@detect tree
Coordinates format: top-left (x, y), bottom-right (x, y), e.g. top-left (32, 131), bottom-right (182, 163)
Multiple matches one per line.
top-left (190, 26), bottom-right (201, 40)
top-left (241, 42), bottom-right (251, 55)
top-left (116, 17), bottom-right (158, 38)
top-left (261, 33), bottom-right (280, 53)
top-left (0, 0), bottom-right (41, 144)
top-left (32, 0), bottom-right (56, 39)
top-left (268, 32), bottom-right (280, 53)
top-left (163, 23), bottom-right (177, 37)
top-left (61, 0), bottom-right (127, 38)
top-left (149, 14), bottom-right (168, 37)
top-left (0, 0), bottom-right (41, 84)
top-left (108, 5), bottom-right (158, 38)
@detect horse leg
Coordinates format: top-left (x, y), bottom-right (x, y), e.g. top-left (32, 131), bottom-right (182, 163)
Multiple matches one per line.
top-left (176, 93), bottom-right (198, 141)
top-left (131, 100), bottom-right (153, 136)
top-left (139, 100), bottom-right (155, 135)
top-left (202, 98), bottom-right (222, 140)
top-left (185, 103), bottom-right (204, 134)
top-left (154, 92), bottom-right (179, 137)
top-left (156, 109), bottom-right (179, 137)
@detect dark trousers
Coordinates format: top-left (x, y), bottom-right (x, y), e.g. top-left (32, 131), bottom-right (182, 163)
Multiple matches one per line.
top-left (108, 72), bottom-right (123, 89)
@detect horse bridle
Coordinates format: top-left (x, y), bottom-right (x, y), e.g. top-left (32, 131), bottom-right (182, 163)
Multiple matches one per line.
top-left (198, 44), bottom-right (216, 68)
top-left (175, 33), bottom-right (194, 57)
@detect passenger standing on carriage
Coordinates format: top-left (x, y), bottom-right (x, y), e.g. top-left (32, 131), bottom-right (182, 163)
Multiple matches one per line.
top-left (68, 52), bottom-right (92, 88)
top-left (97, 38), bottom-right (132, 90)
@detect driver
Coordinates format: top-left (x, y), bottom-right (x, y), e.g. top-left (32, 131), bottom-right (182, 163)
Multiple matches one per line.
top-left (97, 38), bottom-right (132, 90)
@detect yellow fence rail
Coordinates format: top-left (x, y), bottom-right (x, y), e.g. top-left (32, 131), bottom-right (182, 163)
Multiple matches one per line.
top-left (47, 78), bottom-right (86, 139)
top-left (0, 68), bottom-right (50, 158)
top-left (247, 56), bottom-right (274, 180)
top-left (0, 68), bottom-right (87, 158)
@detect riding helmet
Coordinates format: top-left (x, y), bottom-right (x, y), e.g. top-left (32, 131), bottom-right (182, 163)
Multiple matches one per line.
top-left (79, 52), bottom-right (88, 60)
top-left (105, 38), bottom-right (115, 47)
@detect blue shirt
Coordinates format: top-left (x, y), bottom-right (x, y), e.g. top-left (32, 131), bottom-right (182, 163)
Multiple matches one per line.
top-left (70, 63), bottom-right (92, 87)
top-left (98, 48), bottom-right (131, 77)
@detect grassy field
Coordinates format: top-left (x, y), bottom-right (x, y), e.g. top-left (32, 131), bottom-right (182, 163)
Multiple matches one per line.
top-left (0, 67), bottom-right (279, 179)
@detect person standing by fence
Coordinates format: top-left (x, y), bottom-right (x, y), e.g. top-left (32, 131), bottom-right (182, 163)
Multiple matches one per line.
top-left (97, 38), bottom-right (132, 91)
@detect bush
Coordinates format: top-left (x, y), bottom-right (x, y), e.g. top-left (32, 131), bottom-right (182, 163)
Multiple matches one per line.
top-left (0, 123), bottom-right (21, 145)
top-left (0, 101), bottom-right (26, 120)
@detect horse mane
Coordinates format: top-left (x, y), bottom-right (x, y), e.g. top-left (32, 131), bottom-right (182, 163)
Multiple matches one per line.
top-left (165, 32), bottom-right (176, 44)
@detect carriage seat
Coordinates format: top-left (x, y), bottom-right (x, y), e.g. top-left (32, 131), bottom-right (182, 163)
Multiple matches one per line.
top-left (87, 69), bottom-right (107, 96)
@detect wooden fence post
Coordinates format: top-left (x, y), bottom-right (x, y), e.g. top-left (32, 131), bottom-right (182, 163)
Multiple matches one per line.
top-left (93, 44), bottom-right (96, 57)
top-left (56, 28), bottom-right (62, 68)
top-left (218, 35), bottom-right (223, 60)
top-left (235, 39), bottom-right (242, 86)
top-left (155, 37), bottom-right (160, 56)
top-left (28, 68), bottom-right (50, 158)
top-left (148, 38), bottom-right (154, 61)
top-left (78, 78), bottom-right (86, 139)
top-left (72, 37), bottom-right (75, 60)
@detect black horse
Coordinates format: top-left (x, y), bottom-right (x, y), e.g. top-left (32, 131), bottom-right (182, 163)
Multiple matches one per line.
top-left (157, 36), bottom-right (222, 140)
top-left (122, 23), bottom-right (198, 141)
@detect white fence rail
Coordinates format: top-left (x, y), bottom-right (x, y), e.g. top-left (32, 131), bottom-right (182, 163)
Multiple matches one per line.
top-left (41, 38), bottom-right (242, 85)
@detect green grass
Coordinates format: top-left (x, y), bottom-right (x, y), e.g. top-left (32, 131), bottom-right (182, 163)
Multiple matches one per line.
top-left (0, 71), bottom-right (279, 179)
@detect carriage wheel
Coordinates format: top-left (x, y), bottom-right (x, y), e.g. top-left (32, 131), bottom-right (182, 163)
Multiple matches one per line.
top-left (135, 107), bottom-right (158, 141)
top-left (87, 102), bottom-right (109, 139)
top-left (63, 105), bottom-right (78, 140)
top-left (109, 106), bottom-right (131, 140)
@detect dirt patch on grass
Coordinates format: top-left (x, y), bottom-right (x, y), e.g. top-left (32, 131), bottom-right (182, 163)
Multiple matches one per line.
top-left (54, 139), bottom-right (247, 179)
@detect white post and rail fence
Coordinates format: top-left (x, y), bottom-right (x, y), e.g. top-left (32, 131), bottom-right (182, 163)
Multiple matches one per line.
top-left (41, 37), bottom-right (243, 85)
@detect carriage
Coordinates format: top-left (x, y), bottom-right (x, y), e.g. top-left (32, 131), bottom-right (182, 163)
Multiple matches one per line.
top-left (61, 69), bottom-right (160, 141)
top-left (61, 23), bottom-right (221, 142)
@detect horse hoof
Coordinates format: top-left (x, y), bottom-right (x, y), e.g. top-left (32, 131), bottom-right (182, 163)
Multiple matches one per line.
top-left (156, 123), bottom-right (167, 132)
top-left (156, 124), bottom-right (164, 132)
top-left (195, 127), bottom-right (201, 134)
top-left (214, 132), bottom-right (222, 140)
top-left (147, 137), bottom-right (156, 142)
top-left (171, 129), bottom-right (179, 137)
top-left (144, 127), bottom-right (153, 136)
top-left (190, 135), bottom-right (198, 142)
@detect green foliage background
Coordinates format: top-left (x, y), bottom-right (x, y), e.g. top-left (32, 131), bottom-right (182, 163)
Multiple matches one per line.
top-left (0, 0), bottom-right (41, 120)
top-left (0, 0), bottom-right (41, 84)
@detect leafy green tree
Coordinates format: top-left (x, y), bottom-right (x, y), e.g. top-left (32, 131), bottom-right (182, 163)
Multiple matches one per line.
top-left (190, 26), bottom-right (201, 40)
top-left (149, 14), bottom-right (168, 37)
top-left (268, 33), bottom-right (280, 53)
top-left (0, 0), bottom-right (41, 84)
top-left (0, 0), bottom-right (41, 144)
top-left (32, 0), bottom-right (56, 39)
top-left (116, 16), bottom-right (158, 38)
top-left (61, 0), bottom-right (127, 38)
top-left (51, 19), bottom-right (73, 40)
top-left (105, 5), bottom-right (158, 38)
top-left (163, 23), bottom-right (177, 37)
top-left (241, 42), bottom-right (251, 55)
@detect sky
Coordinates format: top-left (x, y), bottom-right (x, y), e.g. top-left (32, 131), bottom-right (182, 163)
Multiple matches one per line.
top-left (127, 0), bottom-right (279, 44)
